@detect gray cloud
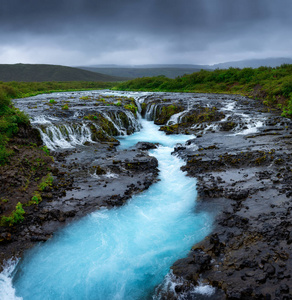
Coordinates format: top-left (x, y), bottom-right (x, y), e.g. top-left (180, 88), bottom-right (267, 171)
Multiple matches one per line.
top-left (0, 0), bottom-right (291, 65)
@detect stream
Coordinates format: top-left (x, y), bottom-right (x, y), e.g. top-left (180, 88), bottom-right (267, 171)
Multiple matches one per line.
top-left (0, 90), bottom-right (218, 299)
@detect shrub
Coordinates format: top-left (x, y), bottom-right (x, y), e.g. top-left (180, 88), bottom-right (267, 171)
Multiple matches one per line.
top-left (282, 81), bottom-right (292, 98)
top-left (0, 202), bottom-right (25, 226)
top-left (29, 191), bottom-right (42, 205)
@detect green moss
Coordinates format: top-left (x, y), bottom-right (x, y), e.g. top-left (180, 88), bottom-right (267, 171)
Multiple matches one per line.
top-left (159, 124), bottom-right (179, 134)
top-left (155, 104), bottom-right (183, 125)
top-left (124, 103), bottom-right (138, 114)
top-left (183, 107), bottom-right (224, 124)
top-left (114, 101), bottom-right (122, 106)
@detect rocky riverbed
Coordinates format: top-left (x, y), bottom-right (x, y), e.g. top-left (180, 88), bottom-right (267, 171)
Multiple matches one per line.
top-left (1, 90), bottom-right (292, 299)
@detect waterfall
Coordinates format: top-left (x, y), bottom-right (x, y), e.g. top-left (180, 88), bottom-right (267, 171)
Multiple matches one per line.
top-left (31, 108), bottom-right (140, 150)
top-left (145, 103), bottom-right (159, 121)
top-left (37, 122), bottom-right (93, 150)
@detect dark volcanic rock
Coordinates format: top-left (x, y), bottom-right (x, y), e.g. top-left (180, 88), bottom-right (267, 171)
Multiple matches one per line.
top-left (169, 96), bottom-right (292, 299)
top-left (135, 142), bottom-right (159, 150)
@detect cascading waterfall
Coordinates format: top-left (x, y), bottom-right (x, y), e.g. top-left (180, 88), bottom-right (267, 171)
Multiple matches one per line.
top-left (166, 110), bottom-right (188, 125)
top-left (37, 122), bottom-right (94, 150)
top-left (32, 108), bottom-right (140, 150)
top-left (145, 104), bottom-right (158, 120)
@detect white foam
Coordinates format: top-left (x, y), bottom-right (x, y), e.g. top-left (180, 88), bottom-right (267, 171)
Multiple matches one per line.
top-left (154, 271), bottom-right (216, 300)
top-left (31, 115), bottom-right (60, 125)
top-left (0, 259), bottom-right (22, 300)
top-left (192, 282), bottom-right (216, 296)
top-left (234, 120), bottom-right (263, 135)
top-left (104, 173), bottom-right (119, 179)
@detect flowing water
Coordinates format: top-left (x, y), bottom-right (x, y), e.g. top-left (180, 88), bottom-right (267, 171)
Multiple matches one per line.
top-left (0, 91), bottom-right (217, 299)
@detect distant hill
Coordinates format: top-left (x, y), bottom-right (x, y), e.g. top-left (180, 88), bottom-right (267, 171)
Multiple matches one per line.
top-left (84, 64), bottom-right (210, 69)
top-left (0, 64), bottom-right (126, 82)
top-left (211, 57), bottom-right (292, 69)
top-left (77, 66), bottom-right (210, 79)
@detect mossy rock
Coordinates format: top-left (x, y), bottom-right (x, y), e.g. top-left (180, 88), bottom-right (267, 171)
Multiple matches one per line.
top-left (219, 122), bottom-right (237, 131)
top-left (154, 104), bottom-right (184, 125)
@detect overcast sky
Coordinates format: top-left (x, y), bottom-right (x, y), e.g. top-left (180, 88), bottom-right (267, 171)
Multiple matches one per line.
top-left (0, 0), bottom-right (291, 66)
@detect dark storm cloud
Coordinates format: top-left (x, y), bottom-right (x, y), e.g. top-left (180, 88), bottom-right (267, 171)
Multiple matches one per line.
top-left (0, 0), bottom-right (291, 65)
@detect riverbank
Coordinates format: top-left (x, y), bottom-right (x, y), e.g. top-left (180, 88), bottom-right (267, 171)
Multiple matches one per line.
top-left (162, 96), bottom-right (292, 299)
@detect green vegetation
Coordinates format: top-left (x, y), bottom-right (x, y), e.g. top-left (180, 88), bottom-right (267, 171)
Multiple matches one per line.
top-left (29, 191), bottom-right (42, 206)
top-left (41, 146), bottom-right (50, 155)
top-left (124, 103), bottom-right (138, 114)
top-left (114, 101), bottom-right (122, 106)
top-left (80, 96), bottom-right (91, 100)
top-left (115, 65), bottom-right (292, 117)
top-left (26, 173), bottom-right (53, 206)
top-left (0, 85), bottom-right (30, 165)
top-left (38, 173), bottom-right (53, 191)
top-left (0, 202), bottom-right (25, 226)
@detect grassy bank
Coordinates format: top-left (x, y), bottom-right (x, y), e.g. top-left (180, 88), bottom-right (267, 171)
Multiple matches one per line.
top-left (115, 64), bottom-right (292, 117)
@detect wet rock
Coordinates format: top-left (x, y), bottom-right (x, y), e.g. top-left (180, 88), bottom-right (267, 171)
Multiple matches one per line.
top-left (135, 142), bottom-right (158, 150)
top-left (225, 189), bottom-right (249, 200)
top-left (219, 121), bottom-right (237, 131)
